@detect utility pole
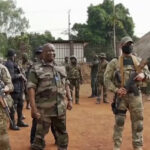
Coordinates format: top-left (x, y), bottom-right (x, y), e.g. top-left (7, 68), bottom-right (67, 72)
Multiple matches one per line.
top-left (68, 9), bottom-right (71, 40)
top-left (113, 0), bottom-right (117, 57)
top-left (68, 9), bottom-right (74, 56)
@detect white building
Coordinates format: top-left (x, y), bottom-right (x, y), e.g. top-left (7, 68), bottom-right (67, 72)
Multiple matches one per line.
top-left (51, 40), bottom-right (86, 63)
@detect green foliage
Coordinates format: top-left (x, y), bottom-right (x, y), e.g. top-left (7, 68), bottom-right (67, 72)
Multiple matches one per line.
top-left (72, 0), bottom-right (135, 61)
top-left (0, 0), bottom-right (29, 35)
top-left (7, 31), bottom-right (55, 59)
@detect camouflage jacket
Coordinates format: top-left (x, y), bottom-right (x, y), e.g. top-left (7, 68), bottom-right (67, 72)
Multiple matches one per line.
top-left (66, 64), bottom-right (83, 81)
top-left (27, 61), bottom-right (67, 116)
top-left (0, 64), bottom-right (14, 108)
top-left (104, 56), bottom-right (150, 93)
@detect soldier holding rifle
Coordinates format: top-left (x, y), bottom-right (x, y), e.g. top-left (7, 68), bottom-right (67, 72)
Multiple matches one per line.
top-left (104, 36), bottom-right (150, 150)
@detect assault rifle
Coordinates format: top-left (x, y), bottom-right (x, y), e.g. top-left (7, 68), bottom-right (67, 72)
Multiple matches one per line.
top-left (112, 58), bottom-right (149, 114)
top-left (0, 81), bottom-right (13, 126)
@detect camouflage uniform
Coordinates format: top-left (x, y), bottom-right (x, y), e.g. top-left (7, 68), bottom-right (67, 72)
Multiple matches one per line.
top-left (96, 53), bottom-right (108, 103)
top-left (27, 61), bottom-right (69, 150)
top-left (0, 64), bottom-right (14, 150)
top-left (66, 56), bottom-right (83, 104)
top-left (104, 36), bottom-right (150, 150)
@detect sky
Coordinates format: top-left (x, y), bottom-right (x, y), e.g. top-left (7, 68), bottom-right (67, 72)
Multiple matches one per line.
top-left (16, 0), bottom-right (150, 40)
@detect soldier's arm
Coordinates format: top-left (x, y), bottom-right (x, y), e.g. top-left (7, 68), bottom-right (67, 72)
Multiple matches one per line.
top-left (1, 65), bottom-right (14, 92)
top-left (104, 59), bottom-right (119, 93)
top-left (27, 67), bottom-right (40, 118)
top-left (65, 80), bottom-right (72, 110)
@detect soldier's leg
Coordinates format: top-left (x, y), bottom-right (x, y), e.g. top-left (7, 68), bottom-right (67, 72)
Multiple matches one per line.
top-left (51, 121), bottom-right (58, 144)
top-left (113, 114), bottom-right (126, 148)
top-left (69, 80), bottom-right (74, 102)
top-left (128, 94), bottom-right (143, 149)
top-left (17, 92), bottom-right (28, 127)
top-left (9, 93), bottom-right (19, 130)
top-left (31, 117), bottom-right (51, 150)
top-left (52, 115), bottom-right (68, 150)
top-left (113, 97), bottom-right (128, 149)
top-left (0, 108), bottom-right (11, 150)
top-left (75, 80), bottom-right (80, 104)
top-left (103, 81), bottom-right (108, 103)
top-left (96, 82), bottom-right (102, 103)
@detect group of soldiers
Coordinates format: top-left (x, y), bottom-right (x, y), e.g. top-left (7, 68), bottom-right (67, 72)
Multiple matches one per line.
top-left (0, 36), bottom-right (150, 150)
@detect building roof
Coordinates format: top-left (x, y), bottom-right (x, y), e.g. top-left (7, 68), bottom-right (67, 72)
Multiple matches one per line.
top-left (134, 32), bottom-right (150, 59)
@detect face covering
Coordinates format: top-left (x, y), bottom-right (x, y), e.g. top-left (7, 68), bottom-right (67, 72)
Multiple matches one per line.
top-left (122, 45), bottom-right (133, 54)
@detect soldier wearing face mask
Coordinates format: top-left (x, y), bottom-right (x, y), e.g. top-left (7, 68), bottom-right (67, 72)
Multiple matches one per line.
top-left (104, 36), bottom-right (150, 150)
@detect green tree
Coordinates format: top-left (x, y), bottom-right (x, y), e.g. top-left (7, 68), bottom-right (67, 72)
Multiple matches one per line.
top-left (72, 0), bottom-right (135, 60)
top-left (0, 0), bottom-right (29, 35)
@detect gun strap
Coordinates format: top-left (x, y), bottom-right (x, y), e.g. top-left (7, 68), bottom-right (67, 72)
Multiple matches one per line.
top-left (119, 55), bottom-right (139, 87)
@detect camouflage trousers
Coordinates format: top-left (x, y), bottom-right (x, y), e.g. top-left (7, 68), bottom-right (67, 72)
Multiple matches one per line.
top-left (97, 78), bottom-right (107, 102)
top-left (0, 106), bottom-right (11, 150)
top-left (31, 113), bottom-right (68, 150)
top-left (69, 79), bottom-right (80, 103)
top-left (113, 93), bottom-right (143, 149)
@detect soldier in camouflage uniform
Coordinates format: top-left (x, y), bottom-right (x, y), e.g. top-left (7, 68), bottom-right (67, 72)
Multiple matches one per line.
top-left (27, 43), bottom-right (72, 150)
top-left (96, 53), bottom-right (108, 104)
top-left (0, 63), bottom-right (14, 150)
top-left (104, 36), bottom-right (150, 150)
top-left (66, 55), bottom-right (83, 104)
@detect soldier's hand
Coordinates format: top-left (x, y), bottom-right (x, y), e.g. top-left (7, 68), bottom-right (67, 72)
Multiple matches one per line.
top-left (67, 101), bottom-right (73, 110)
top-left (117, 87), bottom-right (127, 97)
top-left (4, 86), bottom-right (9, 93)
top-left (134, 73), bottom-right (145, 81)
top-left (31, 108), bottom-right (41, 119)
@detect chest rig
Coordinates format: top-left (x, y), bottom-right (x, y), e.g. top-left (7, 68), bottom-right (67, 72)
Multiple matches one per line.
top-left (119, 55), bottom-right (139, 87)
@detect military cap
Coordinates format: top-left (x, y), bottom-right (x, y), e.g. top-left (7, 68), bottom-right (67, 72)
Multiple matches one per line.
top-left (99, 53), bottom-right (106, 58)
top-left (7, 49), bottom-right (16, 57)
top-left (121, 36), bottom-right (133, 46)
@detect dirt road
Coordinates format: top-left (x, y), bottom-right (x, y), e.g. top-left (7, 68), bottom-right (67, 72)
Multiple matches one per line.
top-left (9, 84), bottom-right (150, 150)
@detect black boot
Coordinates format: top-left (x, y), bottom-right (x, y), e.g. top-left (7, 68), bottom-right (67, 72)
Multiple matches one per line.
top-left (10, 121), bottom-right (20, 130)
top-left (17, 120), bottom-right (29, 127)
top-left (17, 104), bottom-right (28, 127)
top-left (9, 106), bottom-right (20, 130)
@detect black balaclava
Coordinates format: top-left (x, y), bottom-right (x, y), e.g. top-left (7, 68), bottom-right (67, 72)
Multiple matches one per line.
top-left (122, 44), bottom-right (133, 54)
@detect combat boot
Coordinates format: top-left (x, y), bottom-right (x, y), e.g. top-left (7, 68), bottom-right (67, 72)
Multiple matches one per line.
top-left (10, 122), bottom-right (20, 130)
top-left (17, 120), bottom-right (29, 127)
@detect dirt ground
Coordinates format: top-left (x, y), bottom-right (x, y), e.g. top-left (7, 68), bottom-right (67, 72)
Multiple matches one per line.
top-left (9, 84), bottom-right (150, 150)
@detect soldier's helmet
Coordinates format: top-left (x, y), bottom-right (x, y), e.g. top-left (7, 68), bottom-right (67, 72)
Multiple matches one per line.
top-left (6, 49), bottom-right (16, 57)
top-left (70, 55), bottom-right (77, 60)
top-left (121, 36), bottom-right (133, 46)
top-left (99, 53), bottom-right (106, 58)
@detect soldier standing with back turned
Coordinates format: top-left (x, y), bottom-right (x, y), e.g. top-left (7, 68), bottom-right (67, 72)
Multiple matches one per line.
top-left (104, 36), bottom-right (150, 150)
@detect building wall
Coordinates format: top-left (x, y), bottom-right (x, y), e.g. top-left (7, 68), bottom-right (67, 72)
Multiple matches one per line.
top-left (53, 42), bottom-right (84, 63)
